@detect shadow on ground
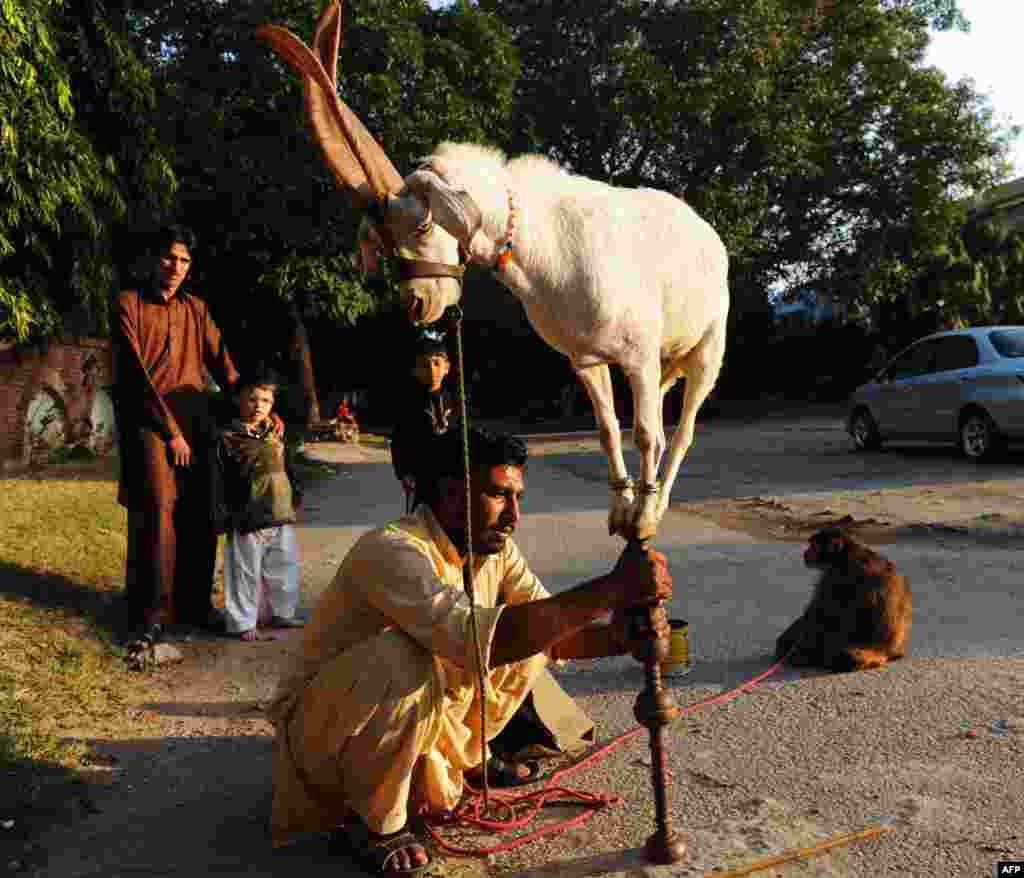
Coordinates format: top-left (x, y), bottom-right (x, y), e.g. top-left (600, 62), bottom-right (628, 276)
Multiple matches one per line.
top-left (0, 560), bottom-right (123, 638)
top-left (31, 732), bottom-right (450, 878)
top-left (0, 750), bottom-right (100, 874)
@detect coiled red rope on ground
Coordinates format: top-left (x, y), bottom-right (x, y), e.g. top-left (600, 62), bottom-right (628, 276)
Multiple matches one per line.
top-left (421, 654), bottom-right (790, 857)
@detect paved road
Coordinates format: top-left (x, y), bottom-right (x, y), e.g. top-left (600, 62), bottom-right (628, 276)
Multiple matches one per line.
top-left (35, 416), bottom-right (1023, 878)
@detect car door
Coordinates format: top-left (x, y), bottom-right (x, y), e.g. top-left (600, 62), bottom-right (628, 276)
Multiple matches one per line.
top-left (916, 335), bottom-right (981, 437)
top-left (873, 340), bottom-right (937, 435)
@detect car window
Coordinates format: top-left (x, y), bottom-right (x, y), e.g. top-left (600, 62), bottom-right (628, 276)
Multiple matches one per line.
top-left (931, 335), bottom-right (979, 371)
top-left (886, 341), bottom-right (936, 380)
top-left (989, 328), bottom-right (1024, 358)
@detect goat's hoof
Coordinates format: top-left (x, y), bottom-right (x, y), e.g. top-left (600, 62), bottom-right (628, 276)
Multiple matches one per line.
top-left (631, 489), bottom-right (660, 542)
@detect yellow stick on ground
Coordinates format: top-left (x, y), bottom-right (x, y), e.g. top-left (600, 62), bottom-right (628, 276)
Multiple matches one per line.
top-left (704, 824), bottom-right (893, 878)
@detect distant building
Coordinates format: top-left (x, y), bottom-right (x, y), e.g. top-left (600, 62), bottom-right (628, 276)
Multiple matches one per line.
top-left (969, 175), bottom-right (1024, 231)
top-left (771, 290), bottom-right (842, 333)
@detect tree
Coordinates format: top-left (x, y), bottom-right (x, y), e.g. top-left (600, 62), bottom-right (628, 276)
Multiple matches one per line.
top-left (128, 0), bottom-right (518, 423)
top-left (0, 0), bottom-right (175, 342)
top-left (481, 0), bottom-right (1012, 327)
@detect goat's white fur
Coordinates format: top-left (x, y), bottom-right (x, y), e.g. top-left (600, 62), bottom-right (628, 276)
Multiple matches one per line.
top-left (371, 141), bottom-right (730, 540)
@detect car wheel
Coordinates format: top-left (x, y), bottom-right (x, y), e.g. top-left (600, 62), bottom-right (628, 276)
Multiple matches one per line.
top-left (850, 408), bottom-right (882, 451)
top-left (959, 409), bottom-right (1003, 461)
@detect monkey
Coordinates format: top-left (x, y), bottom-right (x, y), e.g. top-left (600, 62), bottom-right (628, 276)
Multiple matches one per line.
top-left (775, 528), bottom-right (912, 672)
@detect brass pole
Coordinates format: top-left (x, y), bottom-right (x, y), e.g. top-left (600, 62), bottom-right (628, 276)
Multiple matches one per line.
top-left (624, 538), bottom-right (687, 864)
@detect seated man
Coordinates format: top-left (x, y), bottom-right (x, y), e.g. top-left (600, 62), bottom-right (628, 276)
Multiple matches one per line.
top-left (267, 425), bottom-right (672, 874)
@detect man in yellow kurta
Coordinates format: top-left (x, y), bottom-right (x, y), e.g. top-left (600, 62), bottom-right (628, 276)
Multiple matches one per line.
top-left (267, 425), bottom-right (672, 874)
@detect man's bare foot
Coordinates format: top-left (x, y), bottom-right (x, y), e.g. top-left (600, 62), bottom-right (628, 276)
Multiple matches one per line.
top-left (239, 629), bottom-right (260, 642)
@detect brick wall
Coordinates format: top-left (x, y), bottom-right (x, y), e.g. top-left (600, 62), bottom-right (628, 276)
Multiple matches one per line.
top-left (0, 336), bottom-right (116, 470)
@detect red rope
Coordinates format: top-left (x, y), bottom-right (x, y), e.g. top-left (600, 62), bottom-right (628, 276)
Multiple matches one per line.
top-left (421, 655), bottom-right (790, 857)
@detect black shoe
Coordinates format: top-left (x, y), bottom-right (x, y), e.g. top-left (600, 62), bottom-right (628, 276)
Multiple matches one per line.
top-left (181, 608), bottom-right (227, 635)
top-left (122, 622), bottom-right (162, 648)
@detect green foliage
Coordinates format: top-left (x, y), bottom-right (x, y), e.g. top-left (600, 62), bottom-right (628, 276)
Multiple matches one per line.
top-left (128, 0), bottom-right (517, 357)
top-left (1, 0), bottom-right (1019, 417)
top-left (484, 0), bottom-right (1010, 319)
top-left (258, 253), bottom-right (378, 326)
top-left (0, 0), bottom-right (174, 342)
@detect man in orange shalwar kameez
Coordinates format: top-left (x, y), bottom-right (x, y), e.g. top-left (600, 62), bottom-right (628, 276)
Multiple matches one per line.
top-left (267, 426), bottom-right (672, 875)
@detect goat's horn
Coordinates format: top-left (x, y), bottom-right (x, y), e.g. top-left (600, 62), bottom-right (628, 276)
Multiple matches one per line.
top-left (308, 2), bottom-right (402, 201)
top-left (255, 2), bottom-right (402, 203)
top-left (312, 0), bottom-right (339, 89)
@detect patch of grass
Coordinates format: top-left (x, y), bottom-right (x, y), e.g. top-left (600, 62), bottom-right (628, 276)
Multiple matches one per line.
top-left (0, 671), bottom-right (89, 769)
top-left (0, 461), bottom-right (140, 803)
top-left (0, 464), bottom-right (127, 593)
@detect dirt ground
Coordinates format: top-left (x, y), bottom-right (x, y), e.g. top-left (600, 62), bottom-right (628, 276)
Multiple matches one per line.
top-left (14, 407), bottom-right (1024, 876)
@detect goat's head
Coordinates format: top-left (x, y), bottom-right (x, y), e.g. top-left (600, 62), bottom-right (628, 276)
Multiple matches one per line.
top-left (355, 172), bottom-right (479, 326)
top-left (256, 1), bottom-right (484, 327)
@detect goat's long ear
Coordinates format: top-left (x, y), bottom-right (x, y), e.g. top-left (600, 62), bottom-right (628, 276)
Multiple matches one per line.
top-left (405, 168), bottom-right (483, 248)
top-left (256, 2), bottom-right (403, 203)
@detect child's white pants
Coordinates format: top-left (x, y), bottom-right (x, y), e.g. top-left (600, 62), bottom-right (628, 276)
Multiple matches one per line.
top-left (223, 524), bottom-right (299, 633)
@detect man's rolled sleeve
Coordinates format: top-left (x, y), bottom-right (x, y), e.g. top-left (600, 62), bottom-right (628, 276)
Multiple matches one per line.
top-left (498, 539), bottom-right (550, 606)
top-left (350, 535), bottom-right (504, 678)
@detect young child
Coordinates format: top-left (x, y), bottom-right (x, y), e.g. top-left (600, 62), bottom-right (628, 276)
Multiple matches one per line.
top-left (390, 326), bottom-right (454, 512)
top-left (214, 369), bottom-right (304, 641)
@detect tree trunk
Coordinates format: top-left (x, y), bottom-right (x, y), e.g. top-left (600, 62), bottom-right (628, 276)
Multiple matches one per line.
top-left (289, 305), bottom-right (320, 428)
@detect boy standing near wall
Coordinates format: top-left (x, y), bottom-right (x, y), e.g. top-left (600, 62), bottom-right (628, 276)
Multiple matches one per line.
top-left (214, 369), bottom-right (305, 641)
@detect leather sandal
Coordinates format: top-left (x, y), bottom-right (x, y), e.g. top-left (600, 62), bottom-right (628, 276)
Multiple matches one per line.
top-left (341, 819), bottom-right (432, 877)
top-left (467, 755), bottom-right (541, 788)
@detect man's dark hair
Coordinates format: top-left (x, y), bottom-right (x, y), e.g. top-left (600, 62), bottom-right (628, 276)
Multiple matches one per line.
top-left (153, 223), bottom-right (198, 255)
top-left (415, 422), bottom-right (527, 508)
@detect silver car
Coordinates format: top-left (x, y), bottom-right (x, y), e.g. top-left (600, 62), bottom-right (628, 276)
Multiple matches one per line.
top-left (847, 326), bottom-right (1024, 460)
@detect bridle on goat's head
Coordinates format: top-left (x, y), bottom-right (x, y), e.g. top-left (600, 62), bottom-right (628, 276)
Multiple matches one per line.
top-left (369, 186), bottom-right (519, 284)
top-left (365, 197), bottom-right (468, 287)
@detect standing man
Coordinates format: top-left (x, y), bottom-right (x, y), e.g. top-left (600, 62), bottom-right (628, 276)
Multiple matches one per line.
top-left (114, 224), bottom-right (240, 643)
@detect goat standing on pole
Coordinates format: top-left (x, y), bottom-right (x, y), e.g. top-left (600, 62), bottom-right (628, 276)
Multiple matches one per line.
top-left (257, 2), bottom-right (729, 543)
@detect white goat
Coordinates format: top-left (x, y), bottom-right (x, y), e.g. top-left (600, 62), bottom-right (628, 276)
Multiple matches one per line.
top-left (258, 3), bottom-right (729, 541)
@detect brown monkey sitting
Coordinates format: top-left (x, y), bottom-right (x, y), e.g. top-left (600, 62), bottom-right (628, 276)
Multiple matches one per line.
top-left (775, 528), bottom-right (912, 672)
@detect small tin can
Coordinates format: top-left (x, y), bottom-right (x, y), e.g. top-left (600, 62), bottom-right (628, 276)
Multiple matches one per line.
top-left (661, 618), bottom-right (691, 677)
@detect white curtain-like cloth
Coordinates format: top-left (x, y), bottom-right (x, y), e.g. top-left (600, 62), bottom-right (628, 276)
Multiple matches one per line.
top-left (223, 524), bottom-right (298, 632)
